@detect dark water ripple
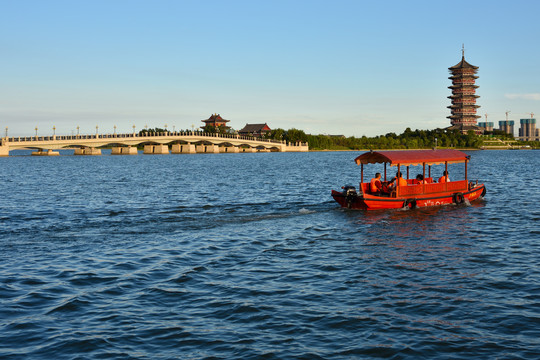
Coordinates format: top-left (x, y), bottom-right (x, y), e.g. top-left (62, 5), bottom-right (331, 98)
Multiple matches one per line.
top-left (1, 150), bottom-right (539, 359)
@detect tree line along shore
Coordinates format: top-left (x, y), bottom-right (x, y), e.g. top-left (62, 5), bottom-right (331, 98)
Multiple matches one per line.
top-left (140, 126), bottom-right (538, 151)
top-left (268, 127), bottom-right (538, 151)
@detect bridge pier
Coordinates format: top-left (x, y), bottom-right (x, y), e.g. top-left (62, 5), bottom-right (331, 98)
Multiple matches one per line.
top-left (220, 146), bottom-right (239, 153)
top-left (171, 144), bottom-right (196, 154)
top-left (144, 144), bottom-right (169, 154)
top-left (241, 147), bottom-right (257, 153)
top-left (74, 147), bottom-right (101, 155)
top-left (0, 145), bottom-right (8, 156)
top-left (31, 149), bottom-right (60, 156)
top-left (111, 146), bottom-right (138, 155)
top-left (196, 144), bottom-right (220, 153)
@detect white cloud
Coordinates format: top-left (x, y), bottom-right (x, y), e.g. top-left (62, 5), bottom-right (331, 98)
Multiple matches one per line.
top-left (504, 93), bottom-right (540, 101)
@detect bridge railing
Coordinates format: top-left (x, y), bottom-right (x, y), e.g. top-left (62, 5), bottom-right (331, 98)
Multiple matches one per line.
top-left (5, 131), bottom-right (295, 145)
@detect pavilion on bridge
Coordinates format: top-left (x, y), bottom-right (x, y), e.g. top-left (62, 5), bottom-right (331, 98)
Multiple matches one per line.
top-left (201, 114), bottom-right (231, 131)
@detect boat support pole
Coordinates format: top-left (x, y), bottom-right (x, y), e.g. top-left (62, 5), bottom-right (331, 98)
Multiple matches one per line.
top-left (361, 163), bottom-right (364, 184)
top-left (445, 161), bottom-right (448, 192)
top-left (397, 164), bottom-right (401, 197)
top-left (423, 162), bottom-right (426, 192)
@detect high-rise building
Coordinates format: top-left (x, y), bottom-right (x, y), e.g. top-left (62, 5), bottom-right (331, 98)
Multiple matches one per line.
top-left (478, 122), bottom-right (494, 132)
top-left (519, 118), bottom-right (539, 141)
top-left (499, 120), bottom-right (515, 135)
top-left (447, 49), bottom-right (482, 134)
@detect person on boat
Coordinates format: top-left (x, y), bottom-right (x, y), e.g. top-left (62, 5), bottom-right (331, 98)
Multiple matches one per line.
top-left (438, 171), bottom-right (450, 183)
top-left (370, 172), bottom-right (382, 194)
top-left (388, 171), bottom-right (407, 190)
top-left (416, 174), bottom-right (424, 184)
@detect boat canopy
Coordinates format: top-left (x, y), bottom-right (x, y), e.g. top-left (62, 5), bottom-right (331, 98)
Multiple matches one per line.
top-left (354, 149), bottom-right (470, 166)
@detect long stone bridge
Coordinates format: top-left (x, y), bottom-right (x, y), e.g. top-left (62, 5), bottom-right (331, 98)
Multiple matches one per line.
top-left (0, 131), bottom-right (308, 156)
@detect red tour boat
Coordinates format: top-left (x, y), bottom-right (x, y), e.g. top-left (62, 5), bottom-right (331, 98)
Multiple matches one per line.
top-left (331, 149), bottom-right (486, 210)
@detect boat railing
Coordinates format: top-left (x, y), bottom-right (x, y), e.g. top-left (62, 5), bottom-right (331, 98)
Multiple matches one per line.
top-left (443, 180), bottom-right (469, 192)
top-left (398, 180), bottom-right (469, 197)
top-left (397, 185), bottom-right (423, 196)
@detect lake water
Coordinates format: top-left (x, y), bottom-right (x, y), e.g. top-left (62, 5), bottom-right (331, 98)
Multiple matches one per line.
top-left (1, 150), bottom-right (539, 359)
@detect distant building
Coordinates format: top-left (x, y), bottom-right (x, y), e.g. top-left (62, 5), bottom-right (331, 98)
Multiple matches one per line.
top-left (447, 49), bottom-right (483, 134)
top-left (328, 135), bottom-right (346, 139)
top-left (238, 123), bottom-right (271, 137)
top-left (478, 122), bottom-right (494, 132)
top-left (519, 118), bottom-right (539, 141)
top-left (499, 120), bottom-right (515, 136)
top-left (201, 114), bottom-right (231, 130)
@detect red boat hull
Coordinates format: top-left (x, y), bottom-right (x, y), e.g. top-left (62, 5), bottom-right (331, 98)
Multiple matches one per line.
top-left (331, 183), bottom-right (486, 210)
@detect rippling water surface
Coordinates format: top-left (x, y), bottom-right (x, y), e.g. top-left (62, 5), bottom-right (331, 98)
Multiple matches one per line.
top-left (1, 150), bottom-right (539, 359)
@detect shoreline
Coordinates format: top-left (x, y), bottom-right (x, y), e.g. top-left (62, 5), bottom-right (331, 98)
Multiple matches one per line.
top-left (308, 147), bottom-right (484, 152)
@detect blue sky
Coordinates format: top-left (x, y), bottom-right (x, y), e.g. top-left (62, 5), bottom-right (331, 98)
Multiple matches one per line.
top-left (1, 0), bottom-right (539, 137)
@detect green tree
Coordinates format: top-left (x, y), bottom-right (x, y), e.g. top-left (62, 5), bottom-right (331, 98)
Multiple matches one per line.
top-left (285, 128), bottom-right (308, 143)
top-left (268, 128), bottom-right (286, 140)
top-left (203, 125), bottom-right (216, 133)
top-left (217, 125), bottom-right (229, 134)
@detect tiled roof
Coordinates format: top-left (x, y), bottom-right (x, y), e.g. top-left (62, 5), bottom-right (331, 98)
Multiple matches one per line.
top-left (449, 56), bottom-right (479, 70)
top-left (238, 123), bottom-right (271, 133)
top-left (202, 114), bottom-right (230, 123)
top-left (446, 124), bottom-right (483, 131)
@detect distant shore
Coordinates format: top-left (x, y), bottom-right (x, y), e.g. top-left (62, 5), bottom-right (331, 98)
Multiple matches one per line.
top-left (308, 147), bottom-right (483, 152)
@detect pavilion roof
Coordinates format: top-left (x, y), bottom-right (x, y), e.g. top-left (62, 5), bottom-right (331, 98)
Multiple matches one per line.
top-left (238, 123), bottom-right (271, 133)
top-left (202, 113), bottom-right (230, 123)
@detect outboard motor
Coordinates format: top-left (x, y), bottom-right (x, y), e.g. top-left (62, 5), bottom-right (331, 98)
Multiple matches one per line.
top-left (342, 185), bottom-right (357, 209)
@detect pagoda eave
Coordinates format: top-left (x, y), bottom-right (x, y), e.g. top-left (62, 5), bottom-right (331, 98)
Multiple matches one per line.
top-left (448, 85), bottom-right (479, 89)
top-left (449, 74), bottom-right (479, 79)
top-left (448, 95), bottom-right (480, 99)
top-left (448, 57), bottom-right (479, 70)
top-left (447, 115), bottom-right (481, 120)
top-left (447, 105), bottom-right (481, 109)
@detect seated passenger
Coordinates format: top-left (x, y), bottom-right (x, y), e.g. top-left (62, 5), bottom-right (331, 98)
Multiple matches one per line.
top-left (415, 174), bottom-right (424, 184)
top-left (370, 172), bottom-right (382, 194)
top-left (388, 171), bottom-right (407, 191)
top-left (438, 171), bottom-right (450, 183)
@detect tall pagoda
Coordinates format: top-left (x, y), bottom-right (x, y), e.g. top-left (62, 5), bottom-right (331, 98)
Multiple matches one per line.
top-left (447, 48), bottom-right (482, 134)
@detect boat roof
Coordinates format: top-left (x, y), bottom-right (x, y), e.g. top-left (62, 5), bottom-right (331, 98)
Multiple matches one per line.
top-left (354, 149), bottom-right (470, 166)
